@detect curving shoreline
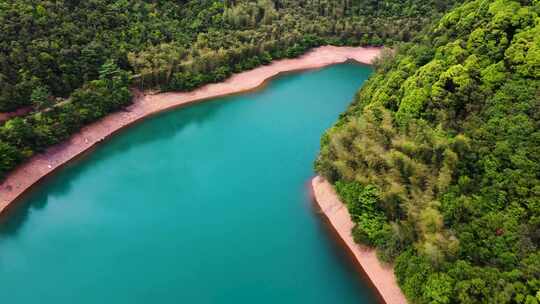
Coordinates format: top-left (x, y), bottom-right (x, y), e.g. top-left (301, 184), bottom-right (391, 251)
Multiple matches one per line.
top-left (311, 176), bottom-right (407, 304)
top-left (0, 46), bottom-right (381, 214)
top-left (0, 45), bottom-right (403, 303)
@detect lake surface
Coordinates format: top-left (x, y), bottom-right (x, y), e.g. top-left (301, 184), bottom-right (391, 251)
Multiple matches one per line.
top-left (0, 64), bottom-right (376, 303)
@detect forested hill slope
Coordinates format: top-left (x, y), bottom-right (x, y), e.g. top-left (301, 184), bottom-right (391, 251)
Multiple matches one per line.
top-left (0, 0), bottom-right (457, 112)
top-left (0, 0), bottom-right (460, 179)
top-left (316, 0), bottom-right (540, 302)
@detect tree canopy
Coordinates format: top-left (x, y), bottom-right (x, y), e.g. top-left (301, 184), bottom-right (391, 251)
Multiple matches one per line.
top-left (0, 0), bottom-right (459, 178)
top-left (316, 0), bottom-right (540, 302)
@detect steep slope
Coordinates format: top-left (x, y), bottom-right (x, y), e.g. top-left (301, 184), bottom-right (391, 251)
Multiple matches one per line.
top-left (316, 0), bottom-right (540, 302)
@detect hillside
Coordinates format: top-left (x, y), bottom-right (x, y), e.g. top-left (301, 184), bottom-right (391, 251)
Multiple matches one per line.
top-left (316, 0), bottom-right (540, 302)
top-left (0, 0), bottom-right (459, 178)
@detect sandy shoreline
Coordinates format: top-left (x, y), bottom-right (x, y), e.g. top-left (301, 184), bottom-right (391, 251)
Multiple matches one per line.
top-left (0, 45), bottom-right (404, 302)
top-left (0, 46), bottom-right (381, 214)
top-left (311, 176), bottom-right (407, 304)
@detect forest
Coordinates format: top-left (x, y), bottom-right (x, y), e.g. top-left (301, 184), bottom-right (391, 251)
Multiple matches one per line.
top-left (316, 0), bottom-right (540, 302)
top-left (0, 0), bottom-right (458, 178)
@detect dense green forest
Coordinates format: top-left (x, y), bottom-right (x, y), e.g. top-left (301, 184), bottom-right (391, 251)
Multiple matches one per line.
top-left (316, 0), bottom-right (540, 302)
top-left (0, 0), bottom-right (458, 178)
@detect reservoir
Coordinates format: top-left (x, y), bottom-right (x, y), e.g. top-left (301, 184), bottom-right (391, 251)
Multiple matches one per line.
top-left (0, 63), bottom-right (376, 303)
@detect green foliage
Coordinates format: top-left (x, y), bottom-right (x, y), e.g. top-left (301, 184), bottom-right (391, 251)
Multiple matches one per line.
top-left (334, 180), bottom-right (414, 261)
top-left (0, 0), bottom-right (460, 179)
top-left (0, 61), bottom-right (131, 178)
top-left (423, 273), bottom-right (455, 304)
top-left (316, 0), bottom-right (540, 302)
top-left (0, 0), bottom-right (460, 112)
top-left (335, 181), bottom-right (387, 246)
top-left (0, 140), bottom-right (22, 175)
top-left (395, 249), bottom-right (434, 302)
top-left (30, 86), bottom-right (51, 111)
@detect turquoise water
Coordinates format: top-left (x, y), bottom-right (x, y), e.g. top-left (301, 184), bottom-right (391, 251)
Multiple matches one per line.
top-left (0, 64), bottom-right (376, 303)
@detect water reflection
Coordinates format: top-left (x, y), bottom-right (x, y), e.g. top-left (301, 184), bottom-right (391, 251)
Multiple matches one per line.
top-left (0, 98), bottom-right (225, 237)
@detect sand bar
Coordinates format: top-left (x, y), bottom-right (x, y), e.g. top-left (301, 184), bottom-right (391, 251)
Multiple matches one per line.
top-left (312, 175), bottom-right (407, 304)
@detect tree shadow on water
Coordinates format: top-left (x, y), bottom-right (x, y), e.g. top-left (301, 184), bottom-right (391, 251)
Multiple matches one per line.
top-left (90, 98), bottom-right (226, 164)
top-left (0, 98), bottom-right (226, 238)
top-left (0, 181), bottom-right (52, 238)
